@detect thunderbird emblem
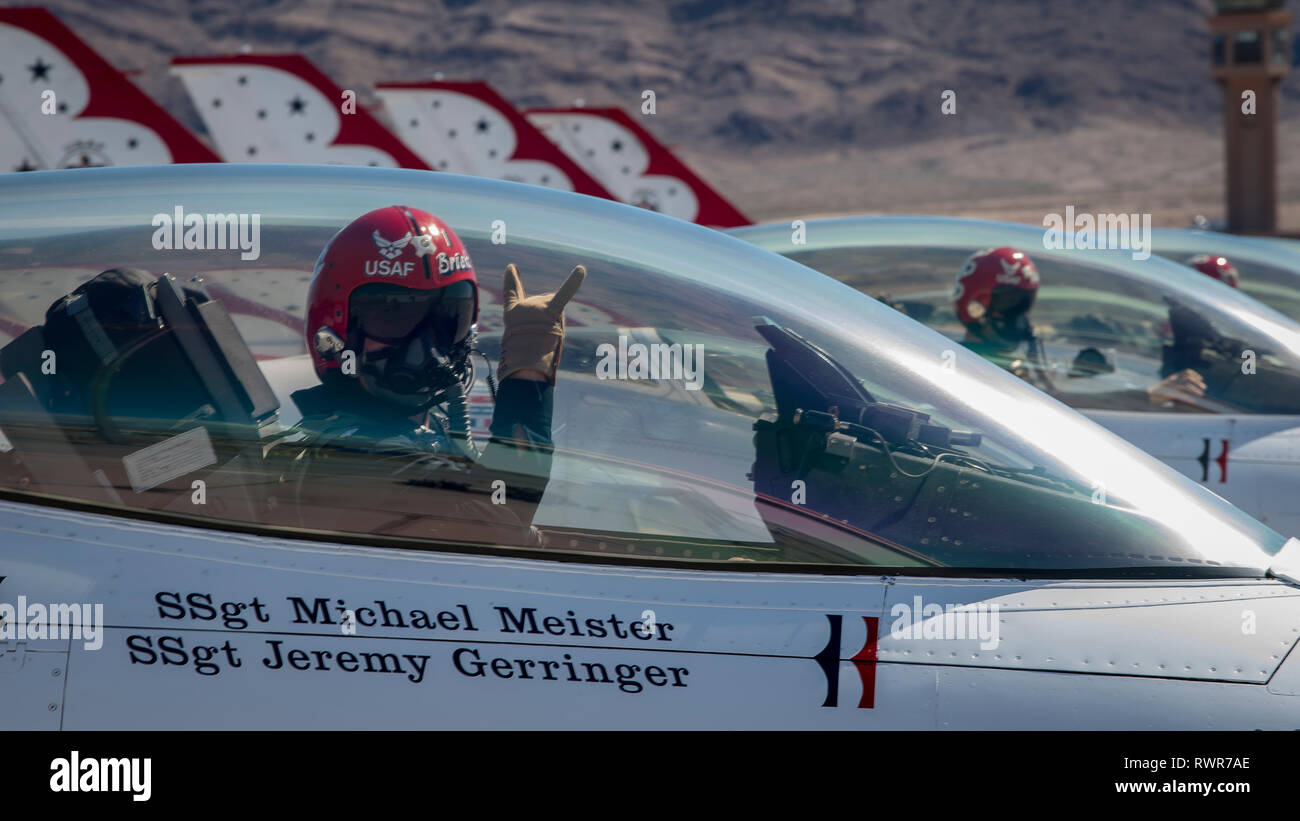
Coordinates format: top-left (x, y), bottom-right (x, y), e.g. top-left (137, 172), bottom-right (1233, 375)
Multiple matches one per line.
top-left (412, 233), bottom-right (437, 257)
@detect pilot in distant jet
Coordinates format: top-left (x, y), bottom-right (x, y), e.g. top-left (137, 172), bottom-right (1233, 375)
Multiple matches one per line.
top-left (278, 205), bottom-right (586, 538)
top-left (1184, 253), bottom-right (1240, 289)
top-left (953, 246), bottom-right (1208, 406)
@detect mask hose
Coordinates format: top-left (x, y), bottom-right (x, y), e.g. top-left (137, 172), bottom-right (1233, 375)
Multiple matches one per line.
top-left (441, 376), bottom-right (478, 460)
top-left (1025, 334), bottom-right (1057, 393)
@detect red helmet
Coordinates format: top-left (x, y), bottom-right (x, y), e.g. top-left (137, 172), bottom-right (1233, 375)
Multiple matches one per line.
top-left (953, 246), bottom-right (1039, 326)
top-left (306, 205), bottom-right (478, 382)
top-left (1184, 253), bottom-right (1240, 289)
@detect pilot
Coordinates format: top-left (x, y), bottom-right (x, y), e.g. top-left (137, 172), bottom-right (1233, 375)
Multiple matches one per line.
top-left (953, 246), bottom-right (1207, 406)
top-left (1184, 253), bottom-right (1240, 289)
top-left (276, 205), bottom-right (586, 540)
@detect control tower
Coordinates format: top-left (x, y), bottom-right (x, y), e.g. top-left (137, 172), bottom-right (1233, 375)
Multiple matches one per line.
top-left (1209, 0), bottom-right (1292, 233)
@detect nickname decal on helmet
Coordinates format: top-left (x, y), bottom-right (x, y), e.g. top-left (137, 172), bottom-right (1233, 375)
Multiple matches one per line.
top-left (1184, 254), bottom-right (1240, 289)
top-left (954, 246), bottom-right (1039, 326)
top-left (436, 251), bottom-right (473, 275)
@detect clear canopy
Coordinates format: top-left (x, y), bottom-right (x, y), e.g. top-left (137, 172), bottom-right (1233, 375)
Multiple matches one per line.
top-left (733, 216), bottom-right (1300, 416)
top-left (0, 166), bottom-right (1285, 574)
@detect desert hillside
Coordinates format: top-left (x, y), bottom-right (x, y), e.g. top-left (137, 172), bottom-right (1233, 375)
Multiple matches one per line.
top-left (16, 0), bottom-right (1300, 226)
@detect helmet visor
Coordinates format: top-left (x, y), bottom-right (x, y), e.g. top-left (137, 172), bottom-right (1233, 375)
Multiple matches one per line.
top-left (350, 280), bottom-right (475, 348)
top-left (987, 285), bottom-right (1036, 320)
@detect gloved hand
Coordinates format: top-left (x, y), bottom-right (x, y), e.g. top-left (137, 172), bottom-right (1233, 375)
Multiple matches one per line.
top-left (1148, 368), bottom-right (1207, 406)
top-left (499, 263), bottom-right (587, 385)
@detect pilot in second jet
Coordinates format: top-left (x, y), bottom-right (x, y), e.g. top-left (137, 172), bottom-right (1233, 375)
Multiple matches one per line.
top-left (953, 246), bottom-right (1208, 407)
top-left (1184, 253), bottom-right (1240, 289)
top-left (276, 205), bottom-right (586, 542)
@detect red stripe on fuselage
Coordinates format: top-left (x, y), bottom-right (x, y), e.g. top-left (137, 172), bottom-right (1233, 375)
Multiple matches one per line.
top-left (851, 616), bottom-right (879, 709)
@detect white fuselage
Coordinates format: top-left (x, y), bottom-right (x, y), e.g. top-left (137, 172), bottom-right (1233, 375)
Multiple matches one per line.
top-left (1084, 411), bottom-right (1300, 537)
top-left (1, 498), bottom-right (1299, 729)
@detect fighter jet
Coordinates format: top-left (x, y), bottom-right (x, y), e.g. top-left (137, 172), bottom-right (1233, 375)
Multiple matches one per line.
top-left (733, 215), bottom-right (1300, 536)
top-left (0, 166), bottom-right (1297, 729)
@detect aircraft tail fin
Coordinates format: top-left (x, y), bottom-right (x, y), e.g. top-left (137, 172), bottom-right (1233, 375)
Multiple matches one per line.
top-left (0, 6), bottom-right (221, 171)
top-left (170, 54), bottom-right (429, 169)
top-left (527, 106), bottom-right (750, 227)
top-left (375, 80), bottom-right (613, 199)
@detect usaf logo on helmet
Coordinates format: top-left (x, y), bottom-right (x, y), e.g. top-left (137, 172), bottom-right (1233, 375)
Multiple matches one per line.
top-left (373, 230), bottom-right (412, 260)
top-left (996, 255), bottom-right (1038, 287)
top-left (367, 230), bottom-right (415, 277)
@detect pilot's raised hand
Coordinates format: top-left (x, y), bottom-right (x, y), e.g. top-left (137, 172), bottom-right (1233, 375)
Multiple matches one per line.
top-left (1148, 368), bottom-right (1207, 406)
top-left (499, 263), bottom-right (587, 385)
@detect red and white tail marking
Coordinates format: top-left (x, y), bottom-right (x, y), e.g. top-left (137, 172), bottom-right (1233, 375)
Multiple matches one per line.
top-left (527, 107), bottom-right (749, 227)
top-left (169, 54), bottom-right (428, 169)
top-left (0, 7), bottom-right (219, 172)
top-left (375, 81), bottom-right (612, 199)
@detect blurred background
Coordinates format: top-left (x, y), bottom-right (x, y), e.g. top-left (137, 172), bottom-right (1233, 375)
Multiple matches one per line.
top-left (12, 0), bottom-right (1300, 226)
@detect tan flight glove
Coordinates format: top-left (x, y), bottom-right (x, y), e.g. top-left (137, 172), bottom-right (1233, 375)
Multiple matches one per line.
top-left (498, 263), bottom-right (587, 385)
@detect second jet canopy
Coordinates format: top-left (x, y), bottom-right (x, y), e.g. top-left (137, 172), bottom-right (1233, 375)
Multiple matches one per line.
top-left (734, 215), bottom-right (1300, 416)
